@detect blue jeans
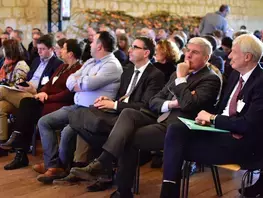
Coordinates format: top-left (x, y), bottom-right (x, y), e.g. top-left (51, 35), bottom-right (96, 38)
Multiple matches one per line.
top-left (38, 105), bottom-right (79, 168)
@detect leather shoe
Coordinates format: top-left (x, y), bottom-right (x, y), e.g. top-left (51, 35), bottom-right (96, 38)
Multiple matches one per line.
top-left (71, 159), bottom-right (109, 181)
top-left (4, 150), bottom-right (28, 170)
top-left (110, 190), bottom-right (133, 198)
top-left (53, 173), bottom-right (84, 185)
top-left (37, 168), bottom-right (67, 184)
top-left (238, 181), bottom-right (263, 197)
top-left (0, 132), bottom-right (22, 150)
top-left (32, 163), bottom-right (46, 174)
top-left (86, 178), bottom-right (113, 192)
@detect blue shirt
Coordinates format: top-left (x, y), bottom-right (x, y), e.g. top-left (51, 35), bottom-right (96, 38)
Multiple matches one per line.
top-left (66, 53), bottom-right (123, 107)
top-left (29, 53), bottom-right (54, 88)
top-left (199, 11), bottom-right (227, 35)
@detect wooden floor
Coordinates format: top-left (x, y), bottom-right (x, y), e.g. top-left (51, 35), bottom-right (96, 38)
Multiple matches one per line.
top-left (0, 153), bottom-right (257, 198)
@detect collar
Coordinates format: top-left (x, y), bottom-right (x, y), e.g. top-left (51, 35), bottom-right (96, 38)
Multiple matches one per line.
top-left (95, 53), bottom-right (114, 63)
top-left (240, 65), bottom-right (257, 83)
top-left (134, 61), bottom-right (150, 74)
top-left (40, 52), bottom-right (54, 63)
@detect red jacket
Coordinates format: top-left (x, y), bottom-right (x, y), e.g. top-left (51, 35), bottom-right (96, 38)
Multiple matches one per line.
top-left (40, 62), bottom-right (82, 115)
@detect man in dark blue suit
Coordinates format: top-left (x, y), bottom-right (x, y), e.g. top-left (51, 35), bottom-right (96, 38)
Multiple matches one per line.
top-left (160, 34), bottom-right (263, 198)
top-left (0, 34), bottom-right (62, 153)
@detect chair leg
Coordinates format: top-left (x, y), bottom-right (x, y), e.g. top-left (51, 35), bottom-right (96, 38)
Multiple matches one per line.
top-left (181, 161), bottom-right (191, 198)
top-left (210, 166), bottom-right (223, 197)
top-left (133, 149), bottom-right (140, 195)
top-left (241, 171), bottom-right (251, 198)
top-left (31, 126), bottom-right (37, 156)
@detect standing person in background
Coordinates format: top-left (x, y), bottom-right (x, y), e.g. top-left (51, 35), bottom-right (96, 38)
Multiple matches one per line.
top-left (199, 4), bottom-right (230, 36)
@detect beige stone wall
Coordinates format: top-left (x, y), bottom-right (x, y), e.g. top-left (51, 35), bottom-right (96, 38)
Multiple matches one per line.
top-left (0, 0), bottom-right (47, 46)
top-left (0, 0), bottom-right (262, 46)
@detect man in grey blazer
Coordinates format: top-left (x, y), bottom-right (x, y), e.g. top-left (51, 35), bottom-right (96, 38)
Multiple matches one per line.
top-left (34, 31), bottom-right (123, 184)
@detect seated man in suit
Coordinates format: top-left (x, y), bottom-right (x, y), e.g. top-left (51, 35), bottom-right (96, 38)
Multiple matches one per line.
top-left (53, 36), bottom-right (165, 184)
top-left (0, 34), bottom-right (62, 145)
top-left (34, 31), bottom-right (123, 184)
top-left (71, 37), bottom-right (221, 198)
top-left (160, 34), bottom-right (263, 198)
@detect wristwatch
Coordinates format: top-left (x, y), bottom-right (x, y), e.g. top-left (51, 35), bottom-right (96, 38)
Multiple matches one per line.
top-left (210, 114), bottom-right (217, 125)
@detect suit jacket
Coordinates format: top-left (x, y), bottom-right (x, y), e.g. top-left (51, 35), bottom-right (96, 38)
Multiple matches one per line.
top-left (150, 65), bottom-right (221, 124)
top-left (215, 64), bottom-right (263, 149)
top-left (69, 63), bottom-right (165, 134)
top-left (27, 55), bottom-right (63, 92)
top-left (115, 63), bottom-right (165, 113)
top-left (40, 62), bottom-right (82, 115)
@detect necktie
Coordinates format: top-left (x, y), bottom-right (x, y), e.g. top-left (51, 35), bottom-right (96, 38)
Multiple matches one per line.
top-left (157, 96), bottom-right (176, 123)
top-left (229, 77), bottom-right (244, 116)
top-left (119, 70), bottom-right (140, 101)
top-left (126, 70), bottom-right (140, 96)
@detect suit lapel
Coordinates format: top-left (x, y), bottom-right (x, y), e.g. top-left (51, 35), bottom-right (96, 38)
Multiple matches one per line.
top-left (239, 64), bottom-right (263, 99)
top-left (130, 63), bottom-right (152, 94)
top-left (121, 67), bottom-right (134, 94)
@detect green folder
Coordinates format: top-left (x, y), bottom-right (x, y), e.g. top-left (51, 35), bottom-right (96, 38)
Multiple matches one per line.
top-left (178, 117), bottom-right (230, 133)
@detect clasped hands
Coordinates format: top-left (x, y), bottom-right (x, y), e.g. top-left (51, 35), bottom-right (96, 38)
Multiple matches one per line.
top-left (93, 96), bottom-right (115, 109)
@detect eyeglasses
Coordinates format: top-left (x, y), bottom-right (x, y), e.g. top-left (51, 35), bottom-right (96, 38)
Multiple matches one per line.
top-left (129, 45), bottom-right (147, 50)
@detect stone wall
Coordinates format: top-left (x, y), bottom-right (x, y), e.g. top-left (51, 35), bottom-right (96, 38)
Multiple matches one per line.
top-left (0, 0), bottom-right (262, 46)
top-left (0, 0), bottom-right (47, 46)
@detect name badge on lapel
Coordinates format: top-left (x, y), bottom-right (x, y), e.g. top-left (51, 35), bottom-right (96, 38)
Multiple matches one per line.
top-left (41, 76), bottom-right (49, 85)
top-left (237, 100), bottom-right (245, 113)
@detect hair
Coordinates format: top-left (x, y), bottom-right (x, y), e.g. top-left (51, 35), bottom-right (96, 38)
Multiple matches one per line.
top-left (65, 39), bottom-right (82, 59)
top-left (97, 31), bottom-right (116, 52)
top-left (221, 37), bottom-right (233, 49)
top-left (233, 34), bottom-right (263, 63)
top-left (135, 36), bottom-right (156, 59)
top-left (173, 35), bottom-right (185, 50)
top-left (12, 30), bottom-right (23, 40)
top-left (188, 37), bottom-right (213, 57)
top-left (202, 35), bottom-right (217, 51)
top-left (32, 28), bottom-right (41, 32)
top-left (173, 31), bottom-right (187, 45)
top-left (240, 25), bottom-right (247, 30)
top-left (56, 38), bottom-right (67, 48)
top-left (37, 34), bottom-right (54, 49)
top-left (219, 4), bottom-right (230, 12)
top-left (2, 31), bottom-right (9, 36)
top-left (212, 30), bottom-right (223, 39)
top-left (157, 39), bottom-right (180, 62)
top-left (254, 30), bottom-right (262, 40)
top-left (117, 33), bottom-right (130, 55)
top-left (2, 39), bottom-right (24, 61)
top-left (233, 30), bottom-right (250, 39)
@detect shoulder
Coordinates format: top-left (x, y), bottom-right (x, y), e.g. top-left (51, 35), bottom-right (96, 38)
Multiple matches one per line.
top-left (145, 63), bottom-right (165, 78)
top-left (15, 60), bottom-right (29, 69)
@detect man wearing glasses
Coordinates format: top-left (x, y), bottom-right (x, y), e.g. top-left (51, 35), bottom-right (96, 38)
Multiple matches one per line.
top-left (71, 37), bottom-right (221, 198)
top-left (52, 36), bottom-right (165, 185)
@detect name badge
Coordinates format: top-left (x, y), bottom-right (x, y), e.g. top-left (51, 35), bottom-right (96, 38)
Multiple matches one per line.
top-left (52, 76), bottom-right (58, 85)
top-left (237, 100), bottom-right (245, 113)
top-left (41, 76), bottom-right (49, 85)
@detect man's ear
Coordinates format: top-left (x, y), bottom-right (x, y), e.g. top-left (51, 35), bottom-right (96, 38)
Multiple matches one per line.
top-left (144, 49), bottom-right (150, 59)
top-left (244, 53), bottom-right (253, 62)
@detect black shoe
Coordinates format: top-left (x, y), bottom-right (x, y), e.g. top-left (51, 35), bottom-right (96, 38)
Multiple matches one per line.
top-left (0, 132), bottom-right (22, 150)
top-left (70, 159), bottom-right (109, 181)
top-left (4, 150), bottom-right (29, 170)
top-left (86, 179), bottom-right (113, 192)
top-left (238, 181), bottom-right (263, 197)
top-left (110, 190), bottom-right (133, 198)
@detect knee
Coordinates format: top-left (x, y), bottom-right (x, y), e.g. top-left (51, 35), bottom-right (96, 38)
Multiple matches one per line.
top-left (119, 108), bottom-right (141, 120)
top-left (37, 115), bottom-right (50, 131)
top-left (165, 122), bottom-right (188, 143)
top-left (60, 125), bottom-right (76, 142)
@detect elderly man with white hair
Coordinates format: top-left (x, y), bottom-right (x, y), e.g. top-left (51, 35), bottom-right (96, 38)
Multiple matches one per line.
top-left (160, 34), bottom-right (263, 198)
top-left (71, 37), bottom-right (221, 198)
